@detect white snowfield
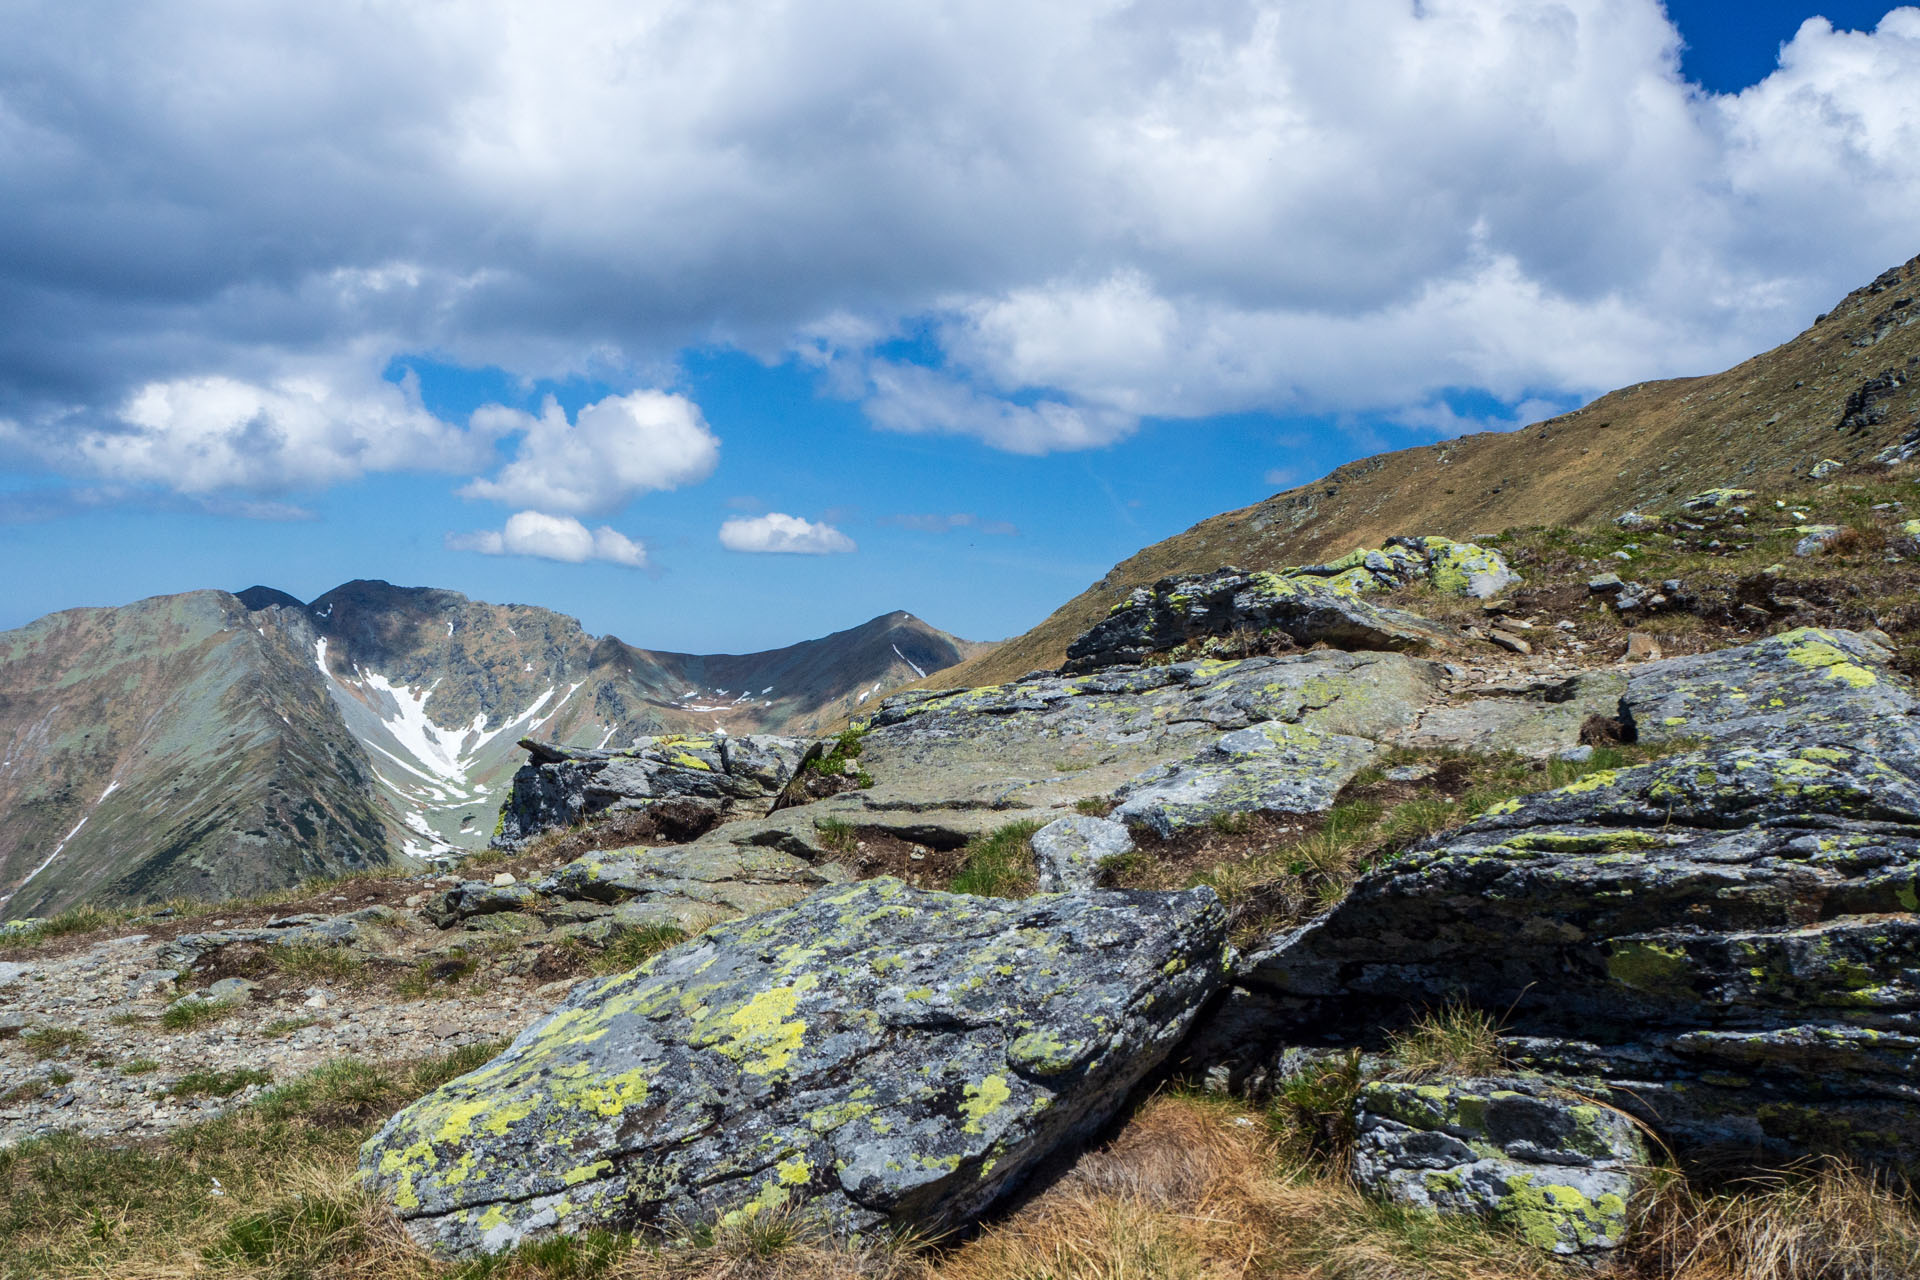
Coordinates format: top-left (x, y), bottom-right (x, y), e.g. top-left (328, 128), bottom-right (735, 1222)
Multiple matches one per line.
top-left (314, 638), bottom-right (591, 858)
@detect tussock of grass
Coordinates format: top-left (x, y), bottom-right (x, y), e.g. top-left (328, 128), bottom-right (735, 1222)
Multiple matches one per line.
top-left (0, 905), bottom-right (116, 951)
top-left (815, 818), bottom-right (859, 855)
top-left (1624, 1160), bottom-right (1920, 1280)
top-left (593, 925), bottom-right (689, 976)
top-left (162, 1067), bottom-right (274, 1099)
top-left (160, 998), bottom-right (246, 1032)
top-left (18, 1026), bottom-right (90, 1059)
top-left (271, 942), bottom-right (366, 982)
top-left (1073, 796), bottom-right (1117, 817)
top-left (121, 1058), bottom-right (162, 1075)
top-left (1386, 1000), bottom-right (1504, 1080)
top-left (948, 821), bottom-right (1045, 898)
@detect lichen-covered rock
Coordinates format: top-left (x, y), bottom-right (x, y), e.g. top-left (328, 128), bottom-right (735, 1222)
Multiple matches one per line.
top-left (1112, 721), bottom-right (1379, 838)
top-left (760, 650), bottom-right (1447, 850)
top-left (493, 735), bottom-right (809, 848)
top-left (360, 878), bottom-right (1229, 1256)
top-left (1234, 629), bottom-right (1920, 1172)
top-left (1063, 569), bottom-right (1456, 673)
top-left (1622, 627), bottom-right (1915, 749)
top-left (422, 882), bottom-right (538, 929)
top-left (1680, 487), bottom-right (1754, 511)
top-left (1794, 524), bottom-right (1845, 557)
top-left (535, 844), bottom-right (844, 932)
top-left (1030, 816), bottom-right (1132, 891)
top-left (1401, 672), bottom-right (1626, 758)
top-left (1355, 1078), bottom-right (1642, 1257)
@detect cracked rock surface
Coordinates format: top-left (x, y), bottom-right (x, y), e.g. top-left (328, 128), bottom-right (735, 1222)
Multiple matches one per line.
top-left (360, 877), bottom-right (1228, 1257)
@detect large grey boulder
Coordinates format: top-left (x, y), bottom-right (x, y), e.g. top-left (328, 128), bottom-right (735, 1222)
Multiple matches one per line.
top-left (493, 734), bottom-right (809, 848)
top-left (1112, 721), bottom-right (1379, 838)
top-left (1622, 626), bottom-right (1915, 748)
top-left (361, 878), bottom-right (1228, 1256)
top-left (1231, 629), bottom-right (1920, 1173)
top-left (1063, 568), bottom-right (1457, 673)
top-left (1355, 1077), bottom-right (1643, 1258)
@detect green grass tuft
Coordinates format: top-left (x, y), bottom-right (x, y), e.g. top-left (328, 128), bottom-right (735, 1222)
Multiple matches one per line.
top-left (949, 820), bottom-right (1045, 898)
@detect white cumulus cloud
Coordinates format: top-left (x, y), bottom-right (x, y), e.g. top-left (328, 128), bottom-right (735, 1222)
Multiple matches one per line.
top-left (718, 513), bottom-right (857, 555)
top-left (0, 2), bottom-right (1918, 468)
top-left (462, 391), bottom-right (719, 516)
top-left (448, 510), bottom-right (649, 567)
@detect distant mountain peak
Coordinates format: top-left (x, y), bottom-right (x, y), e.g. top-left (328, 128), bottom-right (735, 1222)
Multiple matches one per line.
top-left (233, 585), bottom-right (306, 612)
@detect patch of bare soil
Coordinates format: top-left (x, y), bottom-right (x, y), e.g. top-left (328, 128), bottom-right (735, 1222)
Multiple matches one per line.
top-left (830, 828), bottom-right (965, 891)
top-left (1105, 812), bottom-right (1315, 892)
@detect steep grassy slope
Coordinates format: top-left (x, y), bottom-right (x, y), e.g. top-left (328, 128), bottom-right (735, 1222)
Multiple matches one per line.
top-left (926, 253), bottom-right (1920, 688)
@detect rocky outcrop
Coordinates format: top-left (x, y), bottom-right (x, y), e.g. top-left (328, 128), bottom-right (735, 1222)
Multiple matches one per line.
top-left (534, 844), bottom-right (845, 932)
top-left (1231, 628), bottom-right (1920, 1173)
top-left (1286, 536), bottom-right (1521, 599)
top-left (1063, 568), bottom-right (1458, 673)
top-left (361, 878), bottom-right (1228, 1256)
top-left (1355, 1077), bottom-right (1644, 1258)
top-left (1112, 721), bottom-right (1380, 838)
top-left (493, 735), bottom-right (808, 849)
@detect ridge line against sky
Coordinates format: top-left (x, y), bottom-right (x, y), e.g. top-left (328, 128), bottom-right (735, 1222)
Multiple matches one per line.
top-left (1, 0), bottom-right (1917, 652)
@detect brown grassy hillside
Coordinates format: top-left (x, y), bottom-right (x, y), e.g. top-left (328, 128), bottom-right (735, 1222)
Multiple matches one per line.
top-left (925, 252), bottom-right (1920, 688)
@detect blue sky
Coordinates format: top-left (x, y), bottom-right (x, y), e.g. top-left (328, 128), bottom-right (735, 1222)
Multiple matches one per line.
top-left (2, 2), bottom-right (1918, 653)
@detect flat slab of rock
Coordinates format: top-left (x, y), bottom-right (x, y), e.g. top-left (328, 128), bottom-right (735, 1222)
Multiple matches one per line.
top-left (1401, 673), bottom-right (1625, 758)
top-left (535, 843), bottom-right (845, 931)
top-left (1113, 722), bottom-right (1379, 838)
top-left (1064, 568), bottom-right (1457, 672)
top-left (1356, 1077), bottom-right (1642, 1258)
top-left (361, 878), bottom-right (1228, 1256)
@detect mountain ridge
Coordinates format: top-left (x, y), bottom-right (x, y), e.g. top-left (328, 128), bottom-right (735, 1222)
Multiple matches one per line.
top-left (0, 582), bottom-right (984, 918)
top-left (922, 251), bottom-right (1920, 689)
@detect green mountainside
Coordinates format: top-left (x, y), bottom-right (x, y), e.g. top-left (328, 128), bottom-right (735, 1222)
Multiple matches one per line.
top-left (926, 252), bottom-right (1920, 688)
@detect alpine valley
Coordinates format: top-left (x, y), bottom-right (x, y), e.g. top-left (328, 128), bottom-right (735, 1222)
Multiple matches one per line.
top-left (0, 582), bottom-right (983, 918)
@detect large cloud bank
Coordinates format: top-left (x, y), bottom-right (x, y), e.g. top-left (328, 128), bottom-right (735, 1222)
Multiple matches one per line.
top-left (1, 0), bottom-right (1918, 505)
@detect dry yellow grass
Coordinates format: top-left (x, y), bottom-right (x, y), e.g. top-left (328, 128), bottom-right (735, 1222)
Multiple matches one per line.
top-left (8, 1056), bottom-right (1920, 1280)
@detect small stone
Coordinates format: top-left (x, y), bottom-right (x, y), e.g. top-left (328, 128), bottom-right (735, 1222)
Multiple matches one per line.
top-left (1809, 458), bottom-right (1844, 479)
top-left (1610, 550), bottom-right (1633, 561)
top-left (1383, 765), bottom-right (1435, 783)
top-left (490, 873), bottom-right (517, 887)
top-left (1555, 745), bottom-right (1595, 763)
top-left (1623, 632), bottom-right (1663, 663)
top-left (1794, 525), bottom-right (1844, 557)
top-left (1555, 620), bottom-right (1577, 632)
top-left (205, 977), bottom-right (256, 1004)
top-left (1487, 630), bottom-right (1532, 655)
top-left (304, 988), bottom-right (331, 1010)
top-left (1587, 575), bottom-right (1625, 594)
